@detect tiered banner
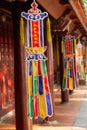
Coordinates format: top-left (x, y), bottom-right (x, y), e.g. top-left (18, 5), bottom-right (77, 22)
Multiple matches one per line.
top-left (62, 32), bottom-right (76, 90)
top-left (21, 1), bottom-right (53, 118)
top-left (76, 41), bottom-right (85, 81)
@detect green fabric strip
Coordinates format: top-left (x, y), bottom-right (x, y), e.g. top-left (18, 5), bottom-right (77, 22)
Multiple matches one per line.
top-left (62, 78), bottom-right (66, 90)
top-left (82, 72), bottom-right (85, 80)
top-left (28, 96), bottom-right (33, 118)
top-left (41, 60), bottom-right (47, 75)
top-left (33, 76), bottom-right (37, 95)
top-left (66, 69), bottom-right (70, 77)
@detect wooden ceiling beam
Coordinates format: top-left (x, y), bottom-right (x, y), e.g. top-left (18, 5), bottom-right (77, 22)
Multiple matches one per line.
top-left (69, 0), bottom-right (87, 31)
top-left (5, 0), bottom-right (27, 1)
top-left (36, 0), bottom-right (68, 19)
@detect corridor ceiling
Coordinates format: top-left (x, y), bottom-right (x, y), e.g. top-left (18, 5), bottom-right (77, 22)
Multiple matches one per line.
top-left (1, 0), bottom-right (87, 35)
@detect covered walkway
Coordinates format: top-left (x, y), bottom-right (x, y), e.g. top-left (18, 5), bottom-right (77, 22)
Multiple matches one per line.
top-left (0, 84), bottom-right (87, 130)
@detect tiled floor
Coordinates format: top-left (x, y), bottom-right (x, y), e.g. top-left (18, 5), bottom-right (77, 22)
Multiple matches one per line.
top-left (0, 111), bottom-right (16, 130)
top-left (33, 85), bottom-right (87, 130)
top-left (0, 85), bottom-right (87, 130)
top-left (54, 85), bottom-right (86, 126)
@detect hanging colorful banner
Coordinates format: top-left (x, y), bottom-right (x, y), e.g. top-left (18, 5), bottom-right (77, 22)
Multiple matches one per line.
top-left (76, 41), bottom-right (85, 81)
top-left (61, 32), bottom-right (76, 90)
top-left (21, 1), bottom-right (53, 119)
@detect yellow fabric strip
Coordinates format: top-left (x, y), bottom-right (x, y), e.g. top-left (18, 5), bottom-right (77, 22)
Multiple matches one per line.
top-left (66, 62), bottom-right (69, 68)
top-left (81, 64), bottom-right (84, 72)
top-left (64, 68), bottom-right (66, 78)
top-left (20, 17), bottom-right (25, 45)
top-left (28, 75), bottom-right (32, 96)
top-left (32, 60), bottom-right (37, 76)
top-left (69, 78), bottom-right (73, 90)
top-left (39, 95), bottom-right (47, 118)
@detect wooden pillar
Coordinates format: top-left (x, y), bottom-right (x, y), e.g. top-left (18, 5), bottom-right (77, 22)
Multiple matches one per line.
top-left (12, 2), bottom-right (29, 130)
top-left (58, 36), bottom-right (69, 103)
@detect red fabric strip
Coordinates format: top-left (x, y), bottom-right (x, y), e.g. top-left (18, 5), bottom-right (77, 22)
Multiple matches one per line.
top-left (32, 21), bottom-right (40, 47)
top-left (34, 95), bottom-right (38, 118)
top-left (38, 60), bottom-right (41, 75)
top-left (66, 78), bottom-right (69, 89)
top-left (43, 75), bottom-right (49, 94)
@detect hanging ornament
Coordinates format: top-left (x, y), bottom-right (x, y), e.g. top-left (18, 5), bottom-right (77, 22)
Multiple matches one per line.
top-left (61, 32), bottom-right (76, 90)
top-left (21, 1), bottom-right (53, 119)
top-left (76, 41), bottom-right (85, 81)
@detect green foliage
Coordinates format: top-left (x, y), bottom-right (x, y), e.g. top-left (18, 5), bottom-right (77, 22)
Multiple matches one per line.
top-left (83, 0), bottom-right (87, 4)
top-left (83, 0), bottom-right (87, 12)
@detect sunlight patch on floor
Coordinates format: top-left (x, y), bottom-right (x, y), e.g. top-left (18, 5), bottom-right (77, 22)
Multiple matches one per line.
top-left (33, 126), bottom-right (87, 130)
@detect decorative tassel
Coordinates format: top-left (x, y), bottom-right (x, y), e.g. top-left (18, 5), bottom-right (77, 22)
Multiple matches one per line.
top-left (61, 40), bottom-right (64, 53)
top-left (56, 37), bottom-right (60, 66)
top-left (46, 18), bottom-right (52, 43)
top-left (20, 17), bottom-right (25, 45)
top-left (74, 38), bottom-right (76, 53)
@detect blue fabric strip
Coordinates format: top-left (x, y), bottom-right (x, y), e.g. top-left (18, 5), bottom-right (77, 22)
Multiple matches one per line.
top-left (28, 20), bottom-right (32, 47)
top-left (70, 69), bottom-right (72, 77)
top-left (40, 20), bottom-right (44, 47)
top-left (46, 94), bottom-right (52, 116)
top-left (29, 61), bottom-right (32, 75)
top-left (38, 76), bottom-right (43, 95)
